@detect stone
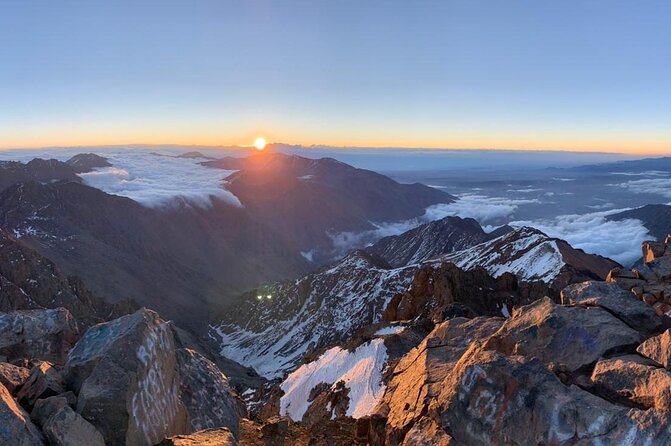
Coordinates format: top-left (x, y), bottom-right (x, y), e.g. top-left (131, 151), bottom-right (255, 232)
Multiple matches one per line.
top-left (64, 308), bottom-right (188, 446)
top-left (401, 418), bottom-right (454, 446)
top-left (484, 297), bottom-right (642, 373)
top-left (0, 308), bottom-right (78, 366)
top-left (43, 405), bottom-right (105, 446)
top-left (378, 316), bottom-right (503, 444)
top-left (637, 329), bottom-right (671, 369)
top-left (158, 428), bottom-right (236, 446)
top-left (643, 241), bottom-right (666, 263)
top-left (591, 355), bottom-right (671, 410)
top-left (635, 263), bottom-right (659, 282)
top-left (30, 395), bottom-right (71, 427)
top-left (560, 281), bottom-right (662, 334)
top-left (0, 361), bottom-right (30, 394)
top-left (176, 348), bottom-right (244, 436)
top-left (0, 381), bottom-right (45, 445)
top-left (436, 344), bottom-right (671, 445)
top-left (17, 361), bottom-right (65, 409)
top-left (648, 256), bottom-right (671, 282)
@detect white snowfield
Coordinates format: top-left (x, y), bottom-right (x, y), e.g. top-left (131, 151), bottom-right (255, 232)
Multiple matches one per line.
top-left (279, 339), bottom-right (388, 421)
top-left (440, 227), bottom-right (566, 283)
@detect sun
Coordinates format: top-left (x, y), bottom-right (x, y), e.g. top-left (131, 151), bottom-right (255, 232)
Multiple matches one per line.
top-left (254, 137), bottom-right (267, 151)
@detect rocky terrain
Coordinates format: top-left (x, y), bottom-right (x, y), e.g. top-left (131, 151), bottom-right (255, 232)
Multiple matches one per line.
top-left (210, 220), bottom-right (618, 381)
top-left (0, 153), bottom-right (453, 327)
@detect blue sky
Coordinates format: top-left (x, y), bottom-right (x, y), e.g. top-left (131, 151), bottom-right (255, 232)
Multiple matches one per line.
top-left (1, 1), bottom-right (669, 153)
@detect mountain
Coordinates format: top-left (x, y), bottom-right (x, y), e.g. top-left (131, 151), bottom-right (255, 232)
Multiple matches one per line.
top-left (204, 153), bottom-right (455, 261)
top-left (366, 216), bottom-right (509, 267)
top-left (561, 156), bottom-right (671, 174)
top-left (438, 226), bottom-right (620, 290)
top-left (208, 223), bottom-right (615, 380)
top-left (608, 204), bottom-right (671, 241)
top-left (0, 152), bottom-right (453, 328)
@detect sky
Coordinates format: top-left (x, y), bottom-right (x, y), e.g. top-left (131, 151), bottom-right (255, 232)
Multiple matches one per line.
top-left (1, 1), bottom-right (670, 154)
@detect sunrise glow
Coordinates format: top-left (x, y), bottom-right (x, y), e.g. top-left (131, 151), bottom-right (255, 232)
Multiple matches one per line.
top-left (254, 137), bottom-right (267, 151)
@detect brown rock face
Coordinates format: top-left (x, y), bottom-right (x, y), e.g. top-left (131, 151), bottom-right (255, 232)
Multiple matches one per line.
top-left (637, 329), bottom-right (671, 369)
top-left (383, 263), bottom-right (552, 323)
top-left (591, 355), bottom-right (671, 410)
top-left (377, 317), bottom-right (503, 445)
top-left (17, 361), bottom-right (65, 409)
top-left (158, 427), bottom-right (236, 446)
top-left (484, 297), bottom-right (643, 373)
top-left (0, 381), bottom-right (45, 445)
top-left (0, 308), bottom-right (78, 366)
top-left (64, 309), bottom-right (189, 445)
top-left (0, 362), bottom-right (30, 395)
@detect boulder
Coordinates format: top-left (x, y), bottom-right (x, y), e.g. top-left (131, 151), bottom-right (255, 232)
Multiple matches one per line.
top-left (30, 394), bottom-right (72, 427)
top-left (436, 344), bottom-right (671, 445)
top-left (0, 308), bottom-right (78, 366)
top-left (591, 355), bottom-right (671, 410)
top-left (484, 297), bottom-right (642, 373)
top-left (637, 329), bottom-right (671, 369)
top-left (378, 316), bottom-right (503, 444)
top-left (176, 348), bottom-right (244, 436)
top-left (0, 381), bottom-right (45, 445)
top-left (158, 427), bottom-right (236, 446)
top-left (0, 361), bottom-right (30, 394)
top-left (400, 418), bottom-right (455, 446)
top-left (43, 405), bottom-right (105, 446)
top-left (648, 256), bottom-right (671, 282)
top-left (643, 241), bottom-right (666, 263)
top-left (17, 361), bottom-right (65, 408)
top-left (64, 308), bottom-right (189, 445)
top-left (561, 281), bottom-right (662, 334)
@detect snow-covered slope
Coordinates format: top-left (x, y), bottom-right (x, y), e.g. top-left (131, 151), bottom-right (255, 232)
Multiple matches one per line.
top-left (279, 338), bottom-right (388, 421)
top-left (209, 251), bottom-right (416, 379)
top-left (441, 227), bottom-right (566, 282)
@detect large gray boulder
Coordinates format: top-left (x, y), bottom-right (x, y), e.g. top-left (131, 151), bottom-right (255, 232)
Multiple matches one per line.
top-left (64, 308), bottom-right (189, 445)
top-left (561, 281), bottom-right (662, 334)
top-left (42, 405), bottom-right (105, 446)
top-left (437, 345), bottom-right (671, 445)
top-left (176, 348), bottom-right (244, 437)
top-left (0, 381), bottom-right (44, 445)
top-left (484, 297), bottom-right (642, 373)
top-left (0, 308), bottom-right (78, 366)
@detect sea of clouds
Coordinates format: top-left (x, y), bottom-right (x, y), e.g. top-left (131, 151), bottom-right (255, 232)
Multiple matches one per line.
top-left (0, 148), bottom-right (242, 208)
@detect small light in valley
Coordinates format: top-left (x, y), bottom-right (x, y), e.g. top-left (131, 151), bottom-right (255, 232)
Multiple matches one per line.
top-left (266, 294), bottom-right (272, 300)
top-left (257, 295), bottom-right (263, 300)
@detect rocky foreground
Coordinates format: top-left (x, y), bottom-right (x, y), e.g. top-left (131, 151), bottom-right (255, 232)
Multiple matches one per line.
top-left (3, 238), bottom-right (671, 445)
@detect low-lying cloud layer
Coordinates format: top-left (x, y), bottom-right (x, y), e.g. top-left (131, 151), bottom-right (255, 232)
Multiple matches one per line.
top-left (510, 209), bottom-right (650, 267)
top-left (78, 150), bottom-right (242, 207)
top-left (615, 177), bottom-right (671, 200)
top-left (423, 194), bottom-right (539, 224)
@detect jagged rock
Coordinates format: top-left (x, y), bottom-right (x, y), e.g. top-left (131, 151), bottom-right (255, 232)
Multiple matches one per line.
top-left (436, 345), bottom-right (671, 445)
top-left (635, 263), bottom-right (659, 282)
top-left (591, 355), bottom-right (671, 410)
top-left (648, 256), bottom-right (671, 282)
top-left (17, 361), bottom-right (65, 408)
top-left (0, 381), bottom-right (45, 445)
top-left (401, 418), bottom-right (455, 446)
top-left (637, 329), bottom-right (671, 369)
top-left (561, 281), bottom-right (662, 334)
top-left (64, 308), bottom-right (189, 445)
top-left (484, 297), bottom-right (642, 373)
top-left (176, 348), bottom-right (244, 436)
top-left (643, 241), bottom-right (666, 263)
top-left (0, 362), bottom-right (30, 394)
top-left (606, 267), bottom-right (646, 290)
top-left (0, 308), bottom-right (78, 366)
top-left (43, 405), bottom-right (105, 446)
top-left (31, 394), bottom-right (73, 427)
top-left (378, 317), bottom-right (503, 444)
top-left (158, 427), bottom-right (236, 445)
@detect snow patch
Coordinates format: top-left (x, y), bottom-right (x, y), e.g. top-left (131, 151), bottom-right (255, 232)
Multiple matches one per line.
top-left (374, 326), bottom-right (406, 336)
top-left (279, 339), bottom-right (388, 421)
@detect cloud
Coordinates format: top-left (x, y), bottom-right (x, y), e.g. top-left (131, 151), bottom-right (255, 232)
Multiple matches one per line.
top-left (615, 177), bottom-right (671, 199)
top-left (510, 209), bottom-right (650, 267)
top-left (422, 194), bottom-right (540, 224)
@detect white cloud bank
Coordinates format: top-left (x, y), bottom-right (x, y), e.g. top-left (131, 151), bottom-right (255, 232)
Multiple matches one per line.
top-left (615, 177), bottom-right (671, 200)
top-left (78, 150), bottom-right (241, 207)
top-left (423, 193), bottom-right (539, 223)
top-left (510, 209), bottom-right (650, 267)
